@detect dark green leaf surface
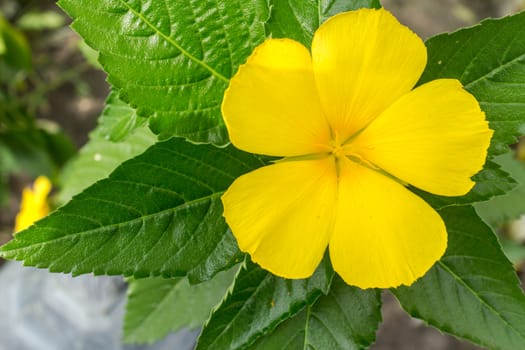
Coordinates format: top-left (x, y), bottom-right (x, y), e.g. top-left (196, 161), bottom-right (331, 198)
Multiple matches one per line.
top-left (394, 206), bottom-right (525, 350)
top-left (196, 258), bottom-right (334, 350)
top-left (415, 159), bottom-right (516, 208)
top-left (475, 153), bottom-right (525, 227)
top-left (420, 11), bottom-right (525, 156)
top-left (57, 0), bottom-right (269, 144)
top-left (250, 276), bottom-right (381, 350)
top-left (266, 0), bottom-right (380, 47)
top-left (1, 138), bottom-right (265, 283)
top-left (124, 266), bottom-right (237, 344)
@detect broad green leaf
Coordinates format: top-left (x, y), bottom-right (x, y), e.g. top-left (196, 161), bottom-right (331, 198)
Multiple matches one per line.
top-left (475, 153), bottom-right (525, 227)
top-left (419, 11), bottom-right (525, 156)
top-left (415, 159), bottom-right (516, 208)
top-left (124, 266), bottom-right (238, 344)
top-left (92, 90), bottom-right (147, 142)
top-left (0, 138), bottom-right (265, 283)
top-left (196, 258), bottom-right (334, 350)
top-left (58, 93), bottom-right (156, 203)
top-left (250, 276), bottom-right (381, 350)
top-left (394, 206), bottom-right (525, 350)
top-left (266, 0), bottom-right (381, 47)
top-left (57, 0), bottom-right (269, 145)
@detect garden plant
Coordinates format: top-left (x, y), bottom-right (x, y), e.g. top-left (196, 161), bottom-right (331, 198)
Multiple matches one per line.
top-left (4, 0), bottom-right (525, 349)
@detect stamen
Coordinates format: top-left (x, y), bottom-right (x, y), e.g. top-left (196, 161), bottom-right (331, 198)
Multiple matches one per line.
top-left (331, 145), bottom-right (346, 159)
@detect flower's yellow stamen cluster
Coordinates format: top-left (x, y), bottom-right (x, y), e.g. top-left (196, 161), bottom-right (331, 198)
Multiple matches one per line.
top-left (330, 143), bottom-right (345, 159)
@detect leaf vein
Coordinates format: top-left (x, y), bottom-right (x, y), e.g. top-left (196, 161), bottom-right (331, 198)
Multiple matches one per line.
top-left (437, 260), bottom-right (525, 341)
top-left (129, 161), bottom-right (216, 192)
top-left (116, 0), bottom-right (229, 82)
top-left (465, 51), bottom-right (525, 91)
top-left (205, 273), bottom-right (273, 349)
top-left (3, 192), bottom-right (224, 253)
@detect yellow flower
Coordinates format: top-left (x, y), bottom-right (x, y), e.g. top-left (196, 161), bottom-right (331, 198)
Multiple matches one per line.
top-left (221, 8), bottom-right (493, 288)
top-left (14, 176), bottom-right (52, 233)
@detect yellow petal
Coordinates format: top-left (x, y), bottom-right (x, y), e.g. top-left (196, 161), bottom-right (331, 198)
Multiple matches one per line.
top-left (311, 8), bottom-right (426, 141)
top-left (330, 159), bottom-right (447, 289)
top-left (350, 79), bottom-right (493, 196)
top-left (222, 158), bottom-right (337, 278)
top-left (14, 176), bottom-right (52, 233)
top-left (222, 39), bottom-right (330, 157)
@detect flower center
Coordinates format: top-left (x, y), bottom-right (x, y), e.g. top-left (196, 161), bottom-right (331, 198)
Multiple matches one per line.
top-left (329, 130), bottom-right (349, 161)
top-left (331, 143), bottom-right (346, 159)
top-left (328, 135), bottom-right (375, 171)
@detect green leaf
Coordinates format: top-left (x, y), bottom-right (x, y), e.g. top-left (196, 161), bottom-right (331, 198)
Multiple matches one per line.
top-left (266, 0), bottom-right (381, 47)
top-left (415, 159), bottom-right (516, 208)
top-left (57, 0), bottom-right (269, 145)
top-left (92, 90), bottom-right (147, 142)
top-left (58, 93), bottom-right (156, 203)
top-left (475, 153), bottom-right (525, 227)
top-left (124, 266), bottom-right (238, 344)
top-left (393, 205), bottom-right (525, 350)
top-left (0, 14), bottom-right (31, 70)
top-left (0, 138), bottom-right (265, 283)
top-left (420, 11), bottom-right (525, 156)
top-left (57, 125), bottom-right (155, 203)
top-left (250, 276), bottom-right (381, 350)
top-left (196, 258), bottom-right (334, 350)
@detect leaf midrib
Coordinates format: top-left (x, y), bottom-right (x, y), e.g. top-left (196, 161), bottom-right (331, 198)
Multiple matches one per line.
top-left (437, 259), bottom-right (525, 344)
top-left (0, 192), bottom-right (225, 254)
top-left (117, 0), bottom-right (229, 83)
top-left (303, 305), bottom-right (312, 350)
top-left (202, 270), bottom-right (273, 350)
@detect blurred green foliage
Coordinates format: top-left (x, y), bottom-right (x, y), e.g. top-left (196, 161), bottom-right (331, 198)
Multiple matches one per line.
top-left (0, 2), bottom-right (76, 206)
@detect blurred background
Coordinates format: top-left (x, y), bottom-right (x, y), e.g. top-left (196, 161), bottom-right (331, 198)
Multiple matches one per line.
top-left (1, 0), bottom-right (525, 349)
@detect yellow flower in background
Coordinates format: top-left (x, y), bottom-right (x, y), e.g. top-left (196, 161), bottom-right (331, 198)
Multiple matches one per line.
top-left (14, 176), bottom-right (52, 233)
top-left (221, 8), bottom-right (493, 289)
